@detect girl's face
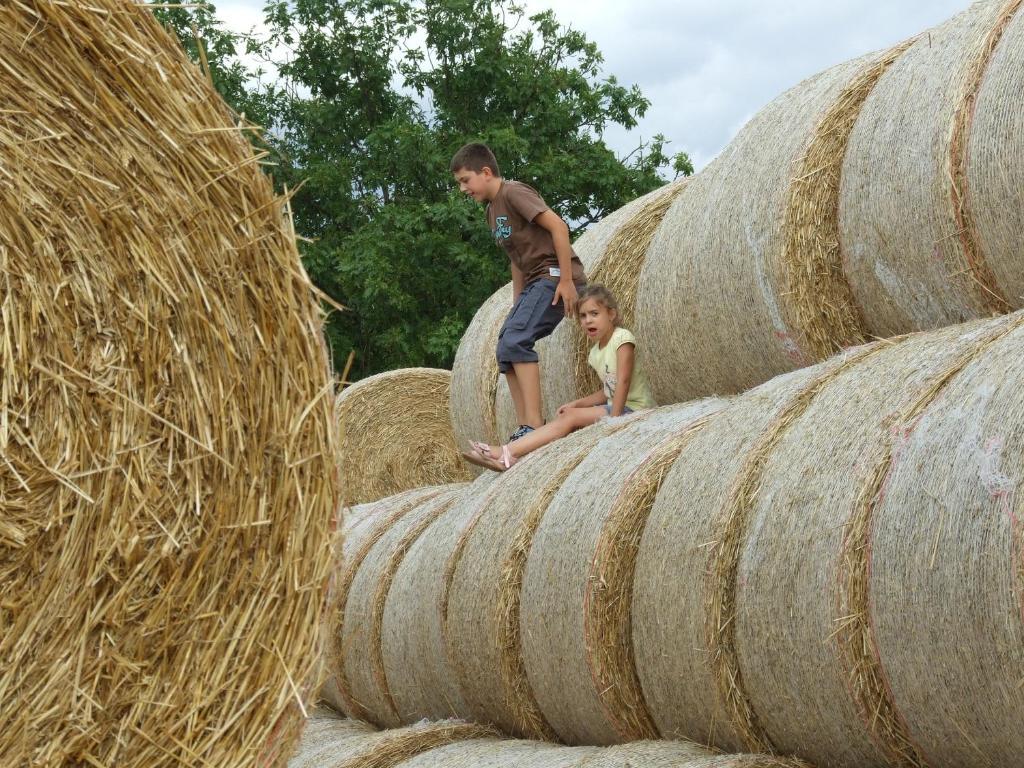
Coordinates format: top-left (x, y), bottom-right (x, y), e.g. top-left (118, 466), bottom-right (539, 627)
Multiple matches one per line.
top-left (578, 298), bottom-right (616, 343)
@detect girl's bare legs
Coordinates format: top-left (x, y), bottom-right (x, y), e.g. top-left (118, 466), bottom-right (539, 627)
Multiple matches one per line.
top-left (478, 405), bottom-right (606, 463)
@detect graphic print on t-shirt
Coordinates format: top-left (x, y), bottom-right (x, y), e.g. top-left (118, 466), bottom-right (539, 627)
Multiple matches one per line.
top-left (603, 365), bottom-right (617, 401)
top-left (493, 215), bottom-right (511, 241)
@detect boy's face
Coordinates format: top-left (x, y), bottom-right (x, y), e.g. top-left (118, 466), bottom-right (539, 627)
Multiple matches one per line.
top-left (453, 166), bottom-right (495, 202)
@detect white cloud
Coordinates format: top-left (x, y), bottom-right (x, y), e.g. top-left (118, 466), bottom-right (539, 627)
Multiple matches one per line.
top-left (212, 0), bottom-right (970, 169)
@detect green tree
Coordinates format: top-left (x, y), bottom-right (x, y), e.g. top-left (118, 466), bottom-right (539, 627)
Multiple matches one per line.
top-left (154, 0), bottom-right (692, 378)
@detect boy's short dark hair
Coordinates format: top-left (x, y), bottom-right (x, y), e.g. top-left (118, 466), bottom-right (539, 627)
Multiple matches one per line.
top-left (450, 143), bottom-right (501, 177)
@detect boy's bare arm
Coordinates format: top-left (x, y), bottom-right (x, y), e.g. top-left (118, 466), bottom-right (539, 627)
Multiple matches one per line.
top-left (533, 209), bottom-right (578, 315)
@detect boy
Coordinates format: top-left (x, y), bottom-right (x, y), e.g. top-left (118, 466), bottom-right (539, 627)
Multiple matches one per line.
top-left (451, 142), bottom-right (587, 441)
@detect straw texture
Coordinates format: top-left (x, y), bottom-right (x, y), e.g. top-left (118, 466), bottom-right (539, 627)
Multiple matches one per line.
top-left (840, 0), bottom-right (1023, 336)
top-left (521, 402), bottom-right (725, 746)
top-left (445, 420), bottom-right (633, 739)
top-left (450, 285), bottom-right (512, 449)
top-left (381, 474), bottom-right (496, 722)
top-left (0, 3), bottom-right (336, 766)
top-left (322, 488), bottom-right (443, 715)
top-left (335, 488), bottom-right (464, 726)
top-left (288, 711), bottom-right (496, 768)
top-left (289, 712), bottom-right (809, 768)
top-left (336, 368), bottom-right (470, 505)
top-left (636, 54), bottom-right (884, 404)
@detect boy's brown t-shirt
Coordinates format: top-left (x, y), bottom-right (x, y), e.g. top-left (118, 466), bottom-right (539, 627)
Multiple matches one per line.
top-left (486, 180), bottom-right (586, 285)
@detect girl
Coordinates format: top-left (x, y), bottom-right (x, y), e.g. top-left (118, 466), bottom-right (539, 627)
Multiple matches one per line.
top-left (463, 284), bottom-right (656, 471)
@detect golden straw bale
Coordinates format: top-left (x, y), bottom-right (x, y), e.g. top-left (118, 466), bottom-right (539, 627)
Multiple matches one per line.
top-left (635, 52), bottom-right (895, 405)
top-left (520, 401), bottom-right (726, 746)
top-left (380, 473), bottom-right (497, 722)
top-left (0, 3), bottom-right (335, 766)
top-left (288, 712), bottom-right (810, 768)
top-left (840, 0), bottom-right (1023, 335)
top-left (445, 420), bottom-right (636, 739)
top-left (334, 487), bottom-right (466, 726)
top-left (336, 368), bottom-right (470, 505)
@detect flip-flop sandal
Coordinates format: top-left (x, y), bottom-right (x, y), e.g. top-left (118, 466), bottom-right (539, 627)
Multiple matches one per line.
top-left (461, 449), bottom-right (508, 473)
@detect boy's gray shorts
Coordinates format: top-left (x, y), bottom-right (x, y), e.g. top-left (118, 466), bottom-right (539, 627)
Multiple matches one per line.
top-left (496, 278), bottom-right (582, 373)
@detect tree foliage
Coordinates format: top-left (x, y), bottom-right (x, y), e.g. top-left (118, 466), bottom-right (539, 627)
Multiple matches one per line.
top-left (151, 0), bottom-right (691, 378)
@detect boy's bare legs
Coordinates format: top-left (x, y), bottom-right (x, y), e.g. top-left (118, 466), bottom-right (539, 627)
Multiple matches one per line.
top-left (508, 361), bottom-right (544, 429)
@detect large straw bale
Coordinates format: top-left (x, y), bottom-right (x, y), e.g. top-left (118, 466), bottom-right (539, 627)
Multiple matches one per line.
top-left (288, 711), bottom-right (496, 768)
top-left (334, 487), bottom-right (466, 726)
top-left (0, 3), bottom-right (336, 766)
top-left (636, 51), bottom-right (895, 404)
top-left (445, 420), bottom-right (636, 739)
top-left (289, 712), bottom-right (808, 768)
top-left (336, 368), bottom-right (470, 505)
top-left (381, 473), bottom-right (497, 722)
top-left (839, 0), bottom-right (1022, 336)
top-left (521, 401), bottom-right (726, 745)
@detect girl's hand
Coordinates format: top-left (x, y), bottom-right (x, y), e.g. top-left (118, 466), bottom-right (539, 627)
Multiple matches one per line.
top-left (557, 401), bottom-right (576, 416)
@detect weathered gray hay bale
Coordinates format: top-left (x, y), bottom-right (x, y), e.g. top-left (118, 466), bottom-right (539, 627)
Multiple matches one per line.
top-left (520, 401), bottom-right (726, 745)
top-left (445, 420), bottom-right (636, 739)
top-left (336, 368), bottom-right (470, 505)
top-left (840, 0), bottom-right (1023, 336)
top-left (635, 310), bottom-right (1024, 768)
top-left (333, 487), bottom-right (465, 726)
top-left (865, 317), bottom-right (1024, 766)
top-left (289, 712), bottom-right (808, 768)
top-left (451, 286), bottom-right (513, 449)
top-left (543, 180), bottom-right (690, 410)
top-left (287, 711), bottom-right (496, 768)
top-left (636, 51), bottom-right (898, 405)
top-left (322, 488), bottom-right (444, 714)
top-left (0, 3), bottom-right (337, 765)
top-left (380, 473), bottom-right (497, 722)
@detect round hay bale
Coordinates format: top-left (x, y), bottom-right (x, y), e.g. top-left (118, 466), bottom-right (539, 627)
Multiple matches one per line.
top-left (394, 739), bottom-right (592, 768)
top-left (541, 179), bottom-right (690, 412)
top-left (287, 712), bottom-right (496, 768)
top-left (520, 401), bottom-right (726, 746)
top-left (336, 368), bottom-right (470, 505)
top-left (450, 285), bottom-right (513, 450)
top-left (380, 473), bottom-right (497, 722)
top-left (333, 487), bottom-right (464, 726)
top-left (0, 3), bottom-right (336, 765)
top-left (635, 50), bottom-right (902, 405)
top-left (839, 0), bottom-right (1023, 336)
top-left (445, 420), bottom-right (636, 739)
top-left (321, 487), bottom-right (445, 715)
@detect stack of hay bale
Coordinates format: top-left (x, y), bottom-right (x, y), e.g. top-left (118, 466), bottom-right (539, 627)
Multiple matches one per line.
top-left (326, 2), bottom-right (1024, 768)
top-left (0, 2), bottom-right (338, 766)
top-left (328, 310), bottom-right (1024, 768)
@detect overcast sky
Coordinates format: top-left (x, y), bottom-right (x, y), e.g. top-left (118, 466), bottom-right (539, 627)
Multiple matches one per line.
top-left (214, 0), bottom-right (968, 170)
